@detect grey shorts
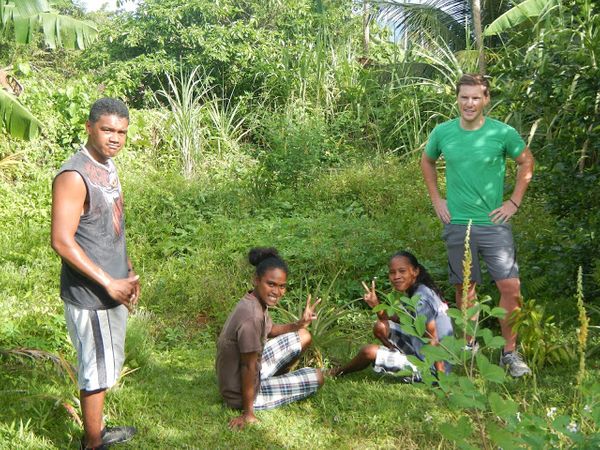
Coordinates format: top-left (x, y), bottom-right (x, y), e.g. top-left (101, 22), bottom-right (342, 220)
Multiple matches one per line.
top-left (442, 223), bottom-right (519, 285)
top-left (64, 303), bottom-right (128, 391)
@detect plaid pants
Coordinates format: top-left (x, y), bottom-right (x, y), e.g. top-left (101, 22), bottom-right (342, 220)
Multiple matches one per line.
top-left (254, 332), bottom-right (321, 410)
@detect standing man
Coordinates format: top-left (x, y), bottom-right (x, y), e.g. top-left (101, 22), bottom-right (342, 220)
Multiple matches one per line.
top-left (51, 98), bottom-right (139, 449)
top-left (421, 74), bottom-right (535, 377)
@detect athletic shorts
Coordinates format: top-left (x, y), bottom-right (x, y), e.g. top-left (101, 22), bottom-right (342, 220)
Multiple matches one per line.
top-left (442, 223), bottom-right (519, 285)
top-left (373, 322), bottom-right (419, 374)
top-left (64, 303), bottom-right (128, 392)
top-left (254, 332), bottom-right (321, 410)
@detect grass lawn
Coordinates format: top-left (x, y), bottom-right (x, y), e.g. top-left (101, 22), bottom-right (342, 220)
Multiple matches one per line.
top-left (3, 330), bottom-right (595, 449)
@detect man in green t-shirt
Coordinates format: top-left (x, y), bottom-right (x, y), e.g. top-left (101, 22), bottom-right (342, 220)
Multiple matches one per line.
top-left (421, 74), bottom-right (535, 377)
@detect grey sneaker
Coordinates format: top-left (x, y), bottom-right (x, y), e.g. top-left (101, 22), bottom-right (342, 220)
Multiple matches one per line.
top-left (500, 351), bottom-right (531, 377)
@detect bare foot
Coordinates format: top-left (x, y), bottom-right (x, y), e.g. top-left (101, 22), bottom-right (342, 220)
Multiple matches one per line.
top-left (323, 367), bottom-right (342, 378)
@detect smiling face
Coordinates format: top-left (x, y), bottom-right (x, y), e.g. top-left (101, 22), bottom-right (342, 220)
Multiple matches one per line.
top-left (253, 268), bottom-right (287, 308)
top-left (85, 114), bottom-right (129, 163)
top-left (388, 256), bottom-right (420, 293)
top-left (457, 83), bottom-right (489, 130)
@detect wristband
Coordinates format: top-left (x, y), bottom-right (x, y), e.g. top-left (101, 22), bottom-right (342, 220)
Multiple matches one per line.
top-left (509, 198), bottom-right (519, 209)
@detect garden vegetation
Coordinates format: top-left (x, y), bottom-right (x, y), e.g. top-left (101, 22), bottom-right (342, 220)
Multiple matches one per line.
top-left (1, 0), bottom-right (599, 448)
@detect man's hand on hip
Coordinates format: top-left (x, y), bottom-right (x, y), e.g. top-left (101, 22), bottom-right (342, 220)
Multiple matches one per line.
top-left (489, 200), bottom-right (518, 224)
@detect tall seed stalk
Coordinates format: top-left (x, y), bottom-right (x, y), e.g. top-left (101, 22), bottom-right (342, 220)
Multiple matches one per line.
top-left (574, 266), bottom-right (588, 409)
top-left (461, 220), bottom-right (473, 345)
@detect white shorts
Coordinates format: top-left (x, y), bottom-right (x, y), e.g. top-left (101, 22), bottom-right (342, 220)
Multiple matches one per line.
top-left (64, 303), bottom-right (128, 391)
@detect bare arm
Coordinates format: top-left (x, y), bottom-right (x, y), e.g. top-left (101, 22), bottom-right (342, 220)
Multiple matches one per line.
top-left (51, 171), bottom-right (139, 309)
top-left (228, 352), bottom-right (259, 429)
top-left (421, 153), bottom-right (450, 224)
top-left (489, 147), bottom-right (535, 224)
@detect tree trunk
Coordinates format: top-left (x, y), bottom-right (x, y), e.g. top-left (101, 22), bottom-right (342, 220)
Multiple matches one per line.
top-left (471, 0), bottom-right (486, 74)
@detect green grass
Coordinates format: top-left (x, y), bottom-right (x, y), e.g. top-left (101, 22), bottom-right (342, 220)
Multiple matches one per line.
top-left (1, 138), bottom-right (595, 448)
top-left (3, 336), bottom-right (598, 449)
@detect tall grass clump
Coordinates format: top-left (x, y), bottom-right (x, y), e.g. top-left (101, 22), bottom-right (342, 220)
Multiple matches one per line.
top-left (155, 66), bottom-right (209, 179)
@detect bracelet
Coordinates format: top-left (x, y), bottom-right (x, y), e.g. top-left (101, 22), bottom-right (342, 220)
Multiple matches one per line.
top-left (509, 198), bottom-right (520, 209)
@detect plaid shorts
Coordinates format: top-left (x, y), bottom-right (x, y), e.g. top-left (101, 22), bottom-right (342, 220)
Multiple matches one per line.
top-left (254, 332), bottom-right (321, 410)
top-left (373, 321), bottom-right (419, 375)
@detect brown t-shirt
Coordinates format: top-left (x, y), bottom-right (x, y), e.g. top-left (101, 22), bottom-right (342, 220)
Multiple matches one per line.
top-left (216, 292), bottom-right (273, 409)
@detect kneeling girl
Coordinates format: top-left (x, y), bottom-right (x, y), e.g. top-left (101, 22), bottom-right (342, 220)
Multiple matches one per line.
top-left (332, 251), bottom-right (453, 379)
top-left (216, 247), bottom-right (324, 429)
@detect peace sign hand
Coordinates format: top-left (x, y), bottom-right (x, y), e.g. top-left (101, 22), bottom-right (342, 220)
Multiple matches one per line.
top-left (361, 279), bottom-right (379, 308)
top-left (298, 294), bottom-right (321, 329)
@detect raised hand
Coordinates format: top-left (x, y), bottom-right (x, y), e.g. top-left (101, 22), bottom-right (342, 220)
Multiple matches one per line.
top-left (361, 279), bottom-right (379, 308)
top-left (298, 294), bottom-right (321, 329)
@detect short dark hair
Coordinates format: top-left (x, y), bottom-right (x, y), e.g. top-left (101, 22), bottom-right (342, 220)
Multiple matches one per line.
top-left (456, 73), bottom-right (490, 97)
top-left (88, 98), bottom-right (129, 124)
top-left (248, 247), bottom-right (288, 278)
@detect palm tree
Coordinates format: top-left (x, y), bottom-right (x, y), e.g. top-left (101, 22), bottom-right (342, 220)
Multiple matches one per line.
top-left (372, 0), bottom-right (523, 73)
top-left (0, 0), bottom-right (98, 140)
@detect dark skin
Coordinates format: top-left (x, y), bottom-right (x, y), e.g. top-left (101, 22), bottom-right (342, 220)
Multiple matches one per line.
top-left (332, 256), bottom-right (444, 376)
top-left (229, 268), bottom-right (321, 430)
top-left (51, 113), bottom-right (139, 449)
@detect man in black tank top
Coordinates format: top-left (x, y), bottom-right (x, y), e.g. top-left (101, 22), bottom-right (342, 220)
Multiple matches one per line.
top-left (51, 98), bottom-right (139, 450)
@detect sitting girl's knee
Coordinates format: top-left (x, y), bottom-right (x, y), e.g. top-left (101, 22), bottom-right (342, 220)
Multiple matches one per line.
top-left (373, 320), bottom-right (387, 338)
top-left (298, 328), bottom-right (312, 348)
top-left (360, 344), bottom-right (379, 362)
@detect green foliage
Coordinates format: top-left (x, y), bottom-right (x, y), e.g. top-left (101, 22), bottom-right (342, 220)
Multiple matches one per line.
top-left (484, 0), bottom-right (558, 36)
top-left (273, 277), bottom-right (369, 368)
top-left (124, 309), bottom-right (157, 369)
top-left (491, 0), bottom-right (600, 299)
top-left (3, 0), bottom-right (600, 447)
top-left (0, 0), bottom-right (97, 50)
top-left (0, 88), bottom-right (42, 139)
top-left (513, 299), bottom-right (576, 370)
top-left (154, 66), bottom-right (208, 179)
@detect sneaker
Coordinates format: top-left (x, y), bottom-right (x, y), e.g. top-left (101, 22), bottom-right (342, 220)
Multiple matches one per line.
top-left (398, 372), bottom-right (423, 384)
top-left (463, 341), bottom-right (480, 353)
top-left (500, 351), bottom-right (531, 377)
top-left (101, 426), bottom-right (137, 446)
top-left (79, 440), bottom-right (108, 450)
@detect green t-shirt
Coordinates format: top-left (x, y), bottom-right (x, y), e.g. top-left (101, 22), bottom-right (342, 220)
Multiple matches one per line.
top-left (425, 117), bottom-right (526, 225)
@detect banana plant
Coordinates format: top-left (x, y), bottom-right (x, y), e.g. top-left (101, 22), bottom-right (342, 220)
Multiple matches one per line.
top-left (484, 0), bottom-right (557, 36)
top-left (1, 0), bottom-right (98, 49)
top-left (1, 0), bottom-right (98, 140)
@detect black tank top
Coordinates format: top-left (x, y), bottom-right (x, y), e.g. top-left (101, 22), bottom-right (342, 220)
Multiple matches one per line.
top-left (55, 147), bottom-right (128, 310)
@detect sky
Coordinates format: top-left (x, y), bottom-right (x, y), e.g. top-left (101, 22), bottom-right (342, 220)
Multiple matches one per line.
top-left (78, 0), bottom-right (139, 13)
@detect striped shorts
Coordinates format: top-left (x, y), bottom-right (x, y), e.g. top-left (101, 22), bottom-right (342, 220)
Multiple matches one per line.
top-left (254, 332), bottom-right (321, 410)
top-left (64, 303), bottom-right (128, 391)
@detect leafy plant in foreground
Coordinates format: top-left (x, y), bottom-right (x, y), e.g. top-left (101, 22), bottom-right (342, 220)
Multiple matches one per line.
top-left (377, 226), bottom-right (600, 448)
top-left (274, 274), bottom-right (369, 368)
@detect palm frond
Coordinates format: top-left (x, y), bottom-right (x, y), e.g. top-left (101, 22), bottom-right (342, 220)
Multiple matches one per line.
top-left (0, 347), bottom-right (77, 387)
top-left (376, 0), bottom-right (470, 50)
